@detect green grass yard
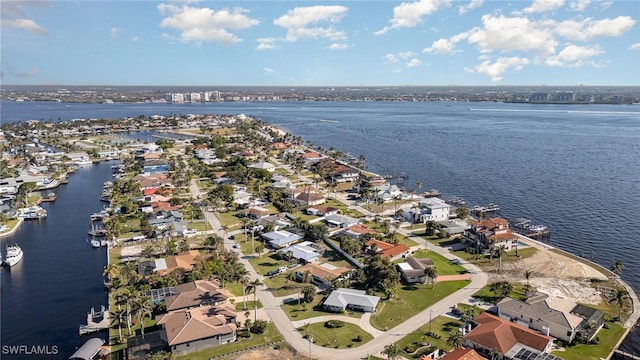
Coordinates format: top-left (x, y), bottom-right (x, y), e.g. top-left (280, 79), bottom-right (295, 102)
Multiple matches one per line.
top-left (393, 315), bottom-right (465, 358)
top-left (552, 322), bottom-right (626, 360)
top-left (303, 322), bottom-right (373, 349)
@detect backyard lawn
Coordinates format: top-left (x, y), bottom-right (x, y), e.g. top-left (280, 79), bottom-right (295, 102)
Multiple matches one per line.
top-left (282, 294), bottom-right (362, 321)
top-left (302, 322), bottom-right (374, 349)
top-left (262, 272), bottom-right (300, 297)
top-left (371, 280), bottom-right (470, 330)
top-left (393, 315), bottom-right (465, 358)
top-left (410, 249), bottom-right (468, 275)
top-left (175, 323), bottom-right (282, 360)
top-left (551, 322), bottom-right (626, 360)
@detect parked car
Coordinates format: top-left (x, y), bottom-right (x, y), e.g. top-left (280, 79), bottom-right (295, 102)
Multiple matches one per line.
top-left (265, 269), bottom-right (279, 276)
top-left (232, 243), bottom-right (240, 249)
top-left (277, 266), bottom-right (287, 273)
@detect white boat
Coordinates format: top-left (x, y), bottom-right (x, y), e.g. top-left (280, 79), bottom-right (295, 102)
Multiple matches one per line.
top-left (20, 206), bottom-right (47, 219)
top-left (4, 245), bottom-right (23, 266)
top-left (90, 239), bottom-right (101, 248)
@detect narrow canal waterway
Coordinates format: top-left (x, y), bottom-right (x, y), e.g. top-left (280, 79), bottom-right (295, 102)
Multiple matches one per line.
top-left (1, 162), bottom-right (113, 357)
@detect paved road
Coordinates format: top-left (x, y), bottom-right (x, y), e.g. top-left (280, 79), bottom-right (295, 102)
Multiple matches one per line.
top-left (189, 178), bottom-right (488, 359)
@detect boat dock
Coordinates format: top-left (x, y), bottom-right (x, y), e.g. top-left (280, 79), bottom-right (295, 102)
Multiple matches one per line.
top-left (471, 203), bottom-right (501, 217)
top-left (511, 217), bottom-right (551, 240)
top-left (79, 305), bottom-right (110, 335)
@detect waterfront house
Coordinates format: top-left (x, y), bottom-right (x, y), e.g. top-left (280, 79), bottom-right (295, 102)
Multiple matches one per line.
top-left (403, 197), bottom-right (451, 223)
top-left (496, 292), bottom-right (599, 343)
top-left (364, 239), bottom-right (410, 258)
top-left (323, 288), bottom-right (380, 313)
top-left (154, 250), bottom-right (203, 276)
top-left (397, 256), bottom-right (435, 284)
top-left (156, 304), bottom-right (237, 355)
top-left (164, 280), bottom-right (230, 311)
top-left (373, 184), bottom-right (403, 203)
top-left (439, 348), bottom-right (487, 360)
top-left (463, 217), bottom-right (519, 252)
top-left (295, 262), bottom-right (351, 288)
top-left (329, 165), bottom-right (360, 183)
top-left (463, 312), bottom-right (556, 360)
top-left (263, 230), bottom-right (303, 249)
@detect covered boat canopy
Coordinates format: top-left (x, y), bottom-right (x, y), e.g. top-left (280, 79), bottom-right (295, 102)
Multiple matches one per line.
top-left (69, 338), bottom-right (104, 360)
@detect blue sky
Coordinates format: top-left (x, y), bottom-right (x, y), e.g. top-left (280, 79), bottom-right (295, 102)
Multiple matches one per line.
top-left (1, 0), bottom-right (639, 86)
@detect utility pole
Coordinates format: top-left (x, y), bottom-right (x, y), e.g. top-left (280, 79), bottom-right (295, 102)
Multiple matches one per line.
top-left (308, 335), bottom-right (313, 359)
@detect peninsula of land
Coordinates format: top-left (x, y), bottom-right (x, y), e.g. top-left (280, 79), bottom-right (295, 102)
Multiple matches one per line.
top-left (0, 112), bottom-right (637, 360)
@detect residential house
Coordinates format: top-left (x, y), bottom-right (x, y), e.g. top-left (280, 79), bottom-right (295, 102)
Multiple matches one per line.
top-left (397, 257), bottom-right (435, 284)
top-left (305, 205), bottom-right (340, 216)
top-left (440, 348), bottom-right (487, 360)
top-left (263, 230), bottom-right (303, 249)
top-left (341, 224), bottom-right (377, 240)
top-left (240, 206), bottom-right (271, 220)
top-left (156, 304), bottom-right (237, 355)
top-left (324, 213), bottom-right (360, 229)
top-left (496, 292), bottom-right (593, 343)
top-left (154, 250), bottom-right (204, 276)
top-left (463, 217), bottom-right (519, 252)
top-left (298, 151), bottom-right (324, 164)
top-left (404, 197), bottom-right (451, 223)
top-left (284, 186), bottom-right (327, 206)
top-left (164, 280), bottom-right (230, 311)
top-left (329, 165), bottom-right (360, 183)
top-left (249, 161), bottom-right (276, 172)
top-left (323, 288), bottom-right (380, 313)
top-left (364, 239), bottom-right (410, 258)
top-left (255, 214), bottom-right (290, 231)
top-left (463, 312), bottom-right (556, 360)
top-left (295, 263), bottom-right (351, 288)
top-left (281, 241), bottom-right (326, 264)
top-left (373, 184), bottom-right (403, 203)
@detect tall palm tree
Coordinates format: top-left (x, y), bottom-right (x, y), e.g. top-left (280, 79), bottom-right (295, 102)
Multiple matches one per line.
top-left (103, 263), bottom-right (120, 287)
top-left (524, 269), bottom-right (533, 286)
top-left (497, 244), bottom-right (507, 273)
top-left (247, 278), bottom-right (263, 322)
top-left (424, 266), bottom-right (438, 287)
top-left (110, 307), bottom-right (127, 343)
top-left (240, 276), bottom-right (251, 310)
top-left (119, 261), bottom-right (140, 286)
top-left (133, 295), bottom-right (154, 339)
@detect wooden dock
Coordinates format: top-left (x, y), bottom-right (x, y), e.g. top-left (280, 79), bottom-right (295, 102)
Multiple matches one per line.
top-left (79, 305), bottom-right (110, 335)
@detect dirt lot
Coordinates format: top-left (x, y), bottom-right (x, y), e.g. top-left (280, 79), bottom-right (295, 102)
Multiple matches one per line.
top-left (494, 239), bottom-right (609, 305)
top-left (231, 347), bottom-right (308, 360)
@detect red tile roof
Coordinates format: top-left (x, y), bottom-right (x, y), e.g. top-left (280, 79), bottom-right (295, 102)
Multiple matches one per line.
top-left (465, 312), bottom-right (553, 354)
top-left (365, 239), bottom-right (410, 257)
top-left (441, 348), bottom-right (487, 360)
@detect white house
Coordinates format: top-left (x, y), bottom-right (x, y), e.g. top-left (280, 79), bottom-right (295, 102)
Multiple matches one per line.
top-left (323, 288), bottom-right (380, 313)
top-left (404, 197), bottom-right (450, 223)
top-left (281, 241), bottom-right (324, 263)
top-left (249, 161), bottom-right (276, 172)
top-left (263, 230), bottom-right (303, 248)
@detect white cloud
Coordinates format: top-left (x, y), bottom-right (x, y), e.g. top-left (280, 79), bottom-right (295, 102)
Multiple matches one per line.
top-left (596, 0), bottom-right (613, 10)
top-left (630, 43), bottom-right (640, 51)
top-left (131, 36), bottom-right (139, 42)
top-left (329, 43), bottom-right (350, 50)
top-left (424, 38), bottom-right (458, 54)
top-left (569, 0), bottom-right (591, 11)
top-left (384, 54), bottom-right (399, 62)
top-left (158, 3), bottom-right (259, 44)
top-left (406, 58), bottom-right (422, 67)
top-left (5, 18), bottom-right (48, 36)
top-left (375, 0), bottom-right (451, 35)
top-left (466, 14), bottom-right (557, 55)
top-left (458, 0), bottom-right (483, 15)
top-left (274, 5), bottom-right (348, 42)
top-left (398, 51), bottom-right (415, 59)
top-left (110, 27), bottom-right (124, 37)
top-left (523, 0), bottom-right (565, 14)
top-left (544, 44), bottom-right (603, 66)
top-left (465, 56), bottom-right (530, 82)
top-left (256, 38), bottom-right (278, 50)
top-left (263, 67), bottom-right (276, 76)
top-left (555, 16), bottom-right (635, 41)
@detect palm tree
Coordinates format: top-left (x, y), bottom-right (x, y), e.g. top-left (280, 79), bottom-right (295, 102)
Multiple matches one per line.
top-left (103, 263), bottom-right (120, 287)
top-left (609, 288), bottom-right (630, 322)
top-left (119, 261), bottom-right (140, 286)
top-left (524, 269), bottom-right (533, 286)
top-left (240, 276), bottom-right (251, 310)
top-left (221, 224), bottom-right (230, 240)
top-left (497, 244), bottom-right (506, 273)
top-left (133, 295), bottom-right (154, 339)
top-left (382, 342), bottom-right (401, 360)
top-left (446, 330), bottom-right (464, 349)
top-left (110, 307), bottom-right (127, 343)
top-left (424, 266), bottom-right (438, 287)
top-left (247, 278), bottom-right (263, 322)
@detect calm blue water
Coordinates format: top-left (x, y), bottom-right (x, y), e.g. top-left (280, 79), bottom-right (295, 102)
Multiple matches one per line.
top-left (1, 100), bottom-right (639, 354)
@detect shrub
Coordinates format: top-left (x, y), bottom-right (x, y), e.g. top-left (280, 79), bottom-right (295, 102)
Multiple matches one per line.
top-left (250, 320), bottom-right (268, 334)
top-left (325, 320), bottom-right (345, 328)
top-left (354, 335), bottom-right (363, 342)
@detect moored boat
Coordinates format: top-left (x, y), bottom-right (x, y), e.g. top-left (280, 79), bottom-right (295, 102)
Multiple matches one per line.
top-left (4, 244), bottom-right (23, 267)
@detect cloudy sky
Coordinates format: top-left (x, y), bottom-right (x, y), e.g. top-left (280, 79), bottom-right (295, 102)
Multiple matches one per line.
top-left (1, 0), bottom-right (638, 86)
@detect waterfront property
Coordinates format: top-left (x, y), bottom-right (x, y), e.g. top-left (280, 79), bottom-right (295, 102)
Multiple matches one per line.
top-left (164, 280), bottom-right (230, 312)
top-left (403, 197), bottom-right (451, 223)
top-left (156, 303), bottom-right (238, 355)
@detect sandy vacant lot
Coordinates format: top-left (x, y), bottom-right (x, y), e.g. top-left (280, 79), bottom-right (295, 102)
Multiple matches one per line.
top-left (495, 238), bottom-right (609, 305)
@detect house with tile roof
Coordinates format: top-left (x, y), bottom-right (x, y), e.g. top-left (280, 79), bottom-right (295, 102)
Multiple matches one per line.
top-left (295, 262), bottom-right (351, 288)
top-left (464, 217), bottom-right (519, 252)
top-left (341, 224), bottom-right (377, 239)
top-left (156, 303), bottom-right (237, 355)
top-left (440, 348), bottom-right (487, 360)
top-left (154, 250), bottom-right (204, 276)
top-left (323, 288), bottom-right (380, 313)
top-left (164, 280), bottom-right (230, 312)
top-left (463, 312), bottom-right (555, 360)
top-left (496, 292), bottom-right (592, 343)
top-left (365, 239), bottom-right (411, 258)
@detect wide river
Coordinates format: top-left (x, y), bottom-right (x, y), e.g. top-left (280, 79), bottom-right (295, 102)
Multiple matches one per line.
top-left (1, 100), bottom-right (639, 355)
